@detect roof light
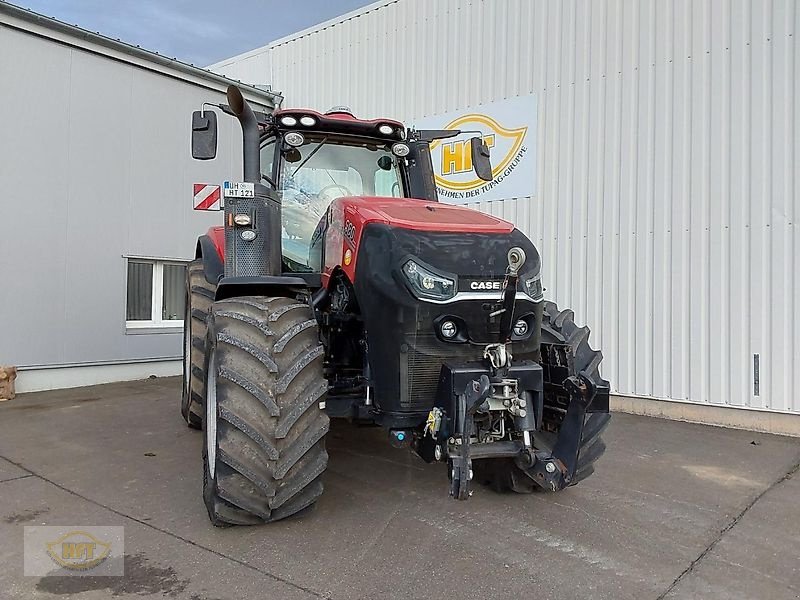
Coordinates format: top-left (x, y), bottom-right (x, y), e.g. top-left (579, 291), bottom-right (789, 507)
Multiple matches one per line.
top-left (391, 143), bottom-right (410, 157)
top-left (299, 115), bottom-right (316, 126)
top-left (285, 132), bottom-right (305, 147)
top-left (326, 105), bottom-right (354, 116)
top-left (280, 115), bottom-right (297, 127)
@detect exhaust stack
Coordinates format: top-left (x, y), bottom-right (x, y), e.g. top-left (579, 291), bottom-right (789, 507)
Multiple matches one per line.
top-left (227, 85), bottom-right (261, 184)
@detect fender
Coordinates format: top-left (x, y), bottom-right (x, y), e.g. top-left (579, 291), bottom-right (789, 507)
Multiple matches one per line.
top-left (196, 226), bottom-right (323, 300)
top-left (215, 274), bottom-right (321, 301)
top-left (195, 232), bottom-right (224, 286)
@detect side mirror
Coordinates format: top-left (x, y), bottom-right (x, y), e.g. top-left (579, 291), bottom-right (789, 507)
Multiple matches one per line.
top-left (191, 110), bottom-right (217, 160)
top-left (470, 136), bottom-right (492, 181)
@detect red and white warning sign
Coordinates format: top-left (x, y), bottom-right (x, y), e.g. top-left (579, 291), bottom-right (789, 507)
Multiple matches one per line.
top-left (192, 184), bottom-right (222, 211)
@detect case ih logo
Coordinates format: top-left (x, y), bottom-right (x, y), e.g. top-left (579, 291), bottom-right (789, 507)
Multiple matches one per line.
top-left (430, 113), bottom-right (528, 200)
top-left (459, 278), bottom-right (504, 292)
top-left (470, 280), bottom-right (502, 290)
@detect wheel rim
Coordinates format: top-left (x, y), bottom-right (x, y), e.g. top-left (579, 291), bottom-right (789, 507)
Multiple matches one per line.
top-left (205, 349), bottom-right (218, 479)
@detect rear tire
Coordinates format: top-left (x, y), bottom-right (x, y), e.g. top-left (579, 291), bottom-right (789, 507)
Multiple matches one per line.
top-left (475, 301), bottom-right (611, 493)
top-left (181, 259), bottom-right (215, 430)
top-left (202, 296), bottom-right (329, 526)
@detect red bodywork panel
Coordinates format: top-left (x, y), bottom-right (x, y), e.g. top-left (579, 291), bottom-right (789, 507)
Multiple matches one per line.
top-left (324, 197), bottom-right (514, 287)
top-left (207, 226), bottom-right (225, 261)
top-left (204, 197), bottom-right (514, 289)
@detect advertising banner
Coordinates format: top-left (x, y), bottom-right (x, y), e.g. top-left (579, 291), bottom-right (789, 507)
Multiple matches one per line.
top-left (414, 94), bottom-right (537, 204)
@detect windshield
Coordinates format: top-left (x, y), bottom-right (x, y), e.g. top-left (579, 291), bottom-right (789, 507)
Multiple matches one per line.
top-left (277, 135), bottom-right (405, 271)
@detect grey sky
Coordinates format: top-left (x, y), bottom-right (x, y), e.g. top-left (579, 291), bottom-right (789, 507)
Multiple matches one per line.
top-left (14, 0), bottom-right (376, 66)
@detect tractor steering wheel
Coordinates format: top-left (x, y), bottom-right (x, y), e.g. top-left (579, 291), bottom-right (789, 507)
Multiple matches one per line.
top-left (317, 184), bottom-right (354, 200)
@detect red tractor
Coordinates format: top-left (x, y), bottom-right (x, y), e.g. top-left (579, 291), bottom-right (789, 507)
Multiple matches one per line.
top-left (183, 86), bottom-right (610, 526)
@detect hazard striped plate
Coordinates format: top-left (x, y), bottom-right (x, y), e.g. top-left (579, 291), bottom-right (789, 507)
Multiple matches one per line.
top-left (193, 184), bottom-right (222, 211)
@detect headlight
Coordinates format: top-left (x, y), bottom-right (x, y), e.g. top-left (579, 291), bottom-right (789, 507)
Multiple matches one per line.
top-left (401, 259), bottom-right (456, 301)
top-left (280, 115), bottom-right (298, 127)
top-left (523, 272), bottom-right (544, 301)
top-left (299, 115), bottom-right (317, 126)
top-left (513, 319), bottom-right (529, 337)
top-left (440, 320), bottom-right (458, 338)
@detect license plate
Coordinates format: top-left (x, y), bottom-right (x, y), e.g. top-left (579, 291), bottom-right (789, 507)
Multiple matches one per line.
top-left (223, 181), bottom-right (255, 198)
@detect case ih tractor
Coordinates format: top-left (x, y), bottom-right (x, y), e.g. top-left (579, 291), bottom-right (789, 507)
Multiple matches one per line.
top-left (183, 86), bottom-right (610, 526)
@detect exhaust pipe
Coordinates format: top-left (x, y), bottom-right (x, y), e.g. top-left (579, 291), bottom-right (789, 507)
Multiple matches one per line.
top-left (226, 85), bottom-right (260, 184)
top-left (223, 85), bottom-right (282, 277)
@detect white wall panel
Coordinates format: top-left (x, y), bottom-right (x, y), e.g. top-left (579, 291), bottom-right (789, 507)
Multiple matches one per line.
top-left (213, 0), bottom-right (798, 414)
top-left (0, 12), bottom-right (276, 369)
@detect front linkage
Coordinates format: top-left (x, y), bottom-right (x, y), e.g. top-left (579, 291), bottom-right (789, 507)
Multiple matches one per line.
top-left (419, 247), bottom-right (600, 499)
top-left (445, 367), bottom-right (598, 499)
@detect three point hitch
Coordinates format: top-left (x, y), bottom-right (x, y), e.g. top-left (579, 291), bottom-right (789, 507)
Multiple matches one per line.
top-left (448, 370), bottom-right (598, 499)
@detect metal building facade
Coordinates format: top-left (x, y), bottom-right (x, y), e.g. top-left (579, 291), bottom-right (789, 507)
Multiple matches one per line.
top-left (214, 0), bottom-right (799, 419)
top-left (0, 4), bottom-right (278, 391)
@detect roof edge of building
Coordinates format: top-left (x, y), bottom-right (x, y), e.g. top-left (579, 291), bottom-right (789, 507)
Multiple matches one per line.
top-left (0, 0), bottom-right (282, 106)
top-left (207, 0), bottom-right (400, 69)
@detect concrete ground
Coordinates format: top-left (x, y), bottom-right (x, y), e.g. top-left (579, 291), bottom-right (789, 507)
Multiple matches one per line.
top-left (0, 378), bottom-right (798, 600)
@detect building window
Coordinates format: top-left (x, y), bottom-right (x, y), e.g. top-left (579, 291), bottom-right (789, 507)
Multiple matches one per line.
top-left (126, 259), bottom-right (187, 329)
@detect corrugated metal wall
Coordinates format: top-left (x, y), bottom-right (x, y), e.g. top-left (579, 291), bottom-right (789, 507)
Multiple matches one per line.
top-left (213, 0), bottom-right (799, 415)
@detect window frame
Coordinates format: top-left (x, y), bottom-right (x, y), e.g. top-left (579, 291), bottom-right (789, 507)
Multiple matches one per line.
top-left (125, 257), bottom-right (189, 331)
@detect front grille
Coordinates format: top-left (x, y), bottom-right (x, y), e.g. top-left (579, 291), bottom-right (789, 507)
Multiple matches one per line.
top-left (224, 196), bottom-right (267, 276)
top-left (406, 348), bottom-right (441, 410)
top-left (401, 336), bottom-right (485, 411)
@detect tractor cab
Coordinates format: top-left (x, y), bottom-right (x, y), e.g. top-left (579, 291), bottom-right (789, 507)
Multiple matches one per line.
top-left (191, 95), bottom-right (493, 275)
top-left (266, 108), bottom-right (493, 274)
top-left (263, 107), bottom-right (411, 271)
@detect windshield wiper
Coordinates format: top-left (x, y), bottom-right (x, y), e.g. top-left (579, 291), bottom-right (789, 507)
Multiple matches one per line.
top-left (292, 136), bottom-right (329, 172)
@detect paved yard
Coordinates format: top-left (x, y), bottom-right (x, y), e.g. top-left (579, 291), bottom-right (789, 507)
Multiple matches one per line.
top-left (0, 377), bottom-right (798, 599)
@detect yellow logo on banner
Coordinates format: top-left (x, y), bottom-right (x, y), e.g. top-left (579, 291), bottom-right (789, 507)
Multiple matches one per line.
top-left (430, 113), bottom-right (527, 191)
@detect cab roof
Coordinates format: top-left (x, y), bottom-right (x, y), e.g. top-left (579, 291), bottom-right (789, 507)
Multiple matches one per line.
top-left (273, 108), bottom-right (405, 141)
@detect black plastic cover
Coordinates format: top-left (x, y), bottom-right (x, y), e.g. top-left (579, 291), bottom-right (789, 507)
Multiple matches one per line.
top-left (353, 223), bottom-right (544, 415)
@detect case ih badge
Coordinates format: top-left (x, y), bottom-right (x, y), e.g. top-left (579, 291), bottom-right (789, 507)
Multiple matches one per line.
top-left (192, 184), bottom-right (221, 211)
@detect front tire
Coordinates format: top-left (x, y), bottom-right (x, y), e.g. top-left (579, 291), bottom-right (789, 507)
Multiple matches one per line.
top-left (202, 296), bottom-right (329, 526)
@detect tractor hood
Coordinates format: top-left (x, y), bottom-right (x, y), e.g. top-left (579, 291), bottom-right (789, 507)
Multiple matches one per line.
top-left (339, 196), bottom-right (515, 234)
top-left (320, 195), bottom-right (540, 291)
